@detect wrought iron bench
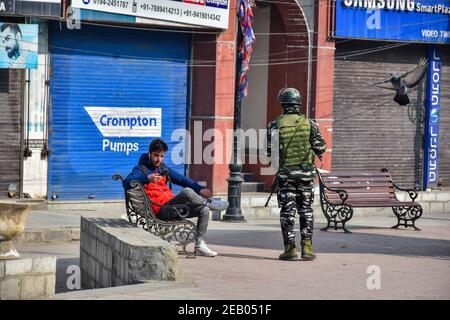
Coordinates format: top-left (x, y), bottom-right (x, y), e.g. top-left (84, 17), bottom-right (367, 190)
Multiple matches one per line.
top-left (113, 174), bottom-right (197, 258)
top-left (317, 168), bottom-right (422, 233)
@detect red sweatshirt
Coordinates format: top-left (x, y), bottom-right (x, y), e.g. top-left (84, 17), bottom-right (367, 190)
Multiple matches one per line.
top-left (143, 176), bottom-right (175, 215)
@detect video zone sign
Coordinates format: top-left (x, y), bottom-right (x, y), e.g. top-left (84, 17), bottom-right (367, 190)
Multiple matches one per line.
top-left (423, 47), bottom-right (441, 189)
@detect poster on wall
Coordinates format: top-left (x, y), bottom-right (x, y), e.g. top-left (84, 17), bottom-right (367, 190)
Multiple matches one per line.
top-left (71, 0), bottom-right (230, 29)
top-left (335, 0), bottom-right (450, 44)
top-left (0, 23), bottom-right (38, 69)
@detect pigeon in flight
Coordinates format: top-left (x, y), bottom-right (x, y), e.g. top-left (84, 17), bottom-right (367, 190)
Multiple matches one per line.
top-left (375, 57), bottom-right (428, 106)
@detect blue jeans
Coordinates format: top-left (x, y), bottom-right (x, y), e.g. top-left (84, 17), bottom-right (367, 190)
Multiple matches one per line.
top-left (158, 188), bottom-right (210, 241)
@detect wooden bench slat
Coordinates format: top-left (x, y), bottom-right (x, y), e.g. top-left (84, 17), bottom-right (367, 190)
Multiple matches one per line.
top-left (325, 190), bottom-right (395, 198)
top-left (328, 195), bottom-right (397, 201)
top-left (321, 171), bottom-right (390, 177)
top-left (322, 177), bottom-right (392, 182)
top-left (325, 188), bottom-right (394, 194)
top-left (322, 182), bottom-right (394, 188)
top-left (349, 201), bottom-right (419, 207)
top-left (325, 194), bottom-right (395, 199)
top-left (324, 187), bottom-right (394, 193)
top-left (327, 198), bottom-right (418, 204)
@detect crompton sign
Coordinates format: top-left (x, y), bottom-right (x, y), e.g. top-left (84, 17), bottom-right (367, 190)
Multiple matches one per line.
top-left (423, 47), bottom-right (441, 189)
top-left (335, 0), bottom-right (450, 43)
top-left (85, 107), bottom-right (162, 156)
top-left (71, 0), bottom-right (230, 29)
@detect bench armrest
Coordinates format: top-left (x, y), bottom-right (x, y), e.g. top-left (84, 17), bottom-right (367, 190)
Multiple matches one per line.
top-left (161, 204), bottom-right (190, 219)
top-left (112, 174), bottom-right (124, 181)
top-left (381, 168), bottom-right (418, 201)
top-left (392, 183), bottom-right (419, 201)
top-left (323, 186), bottom-right (349, 203)
top-left (316, 169), bottom-right (349, 203)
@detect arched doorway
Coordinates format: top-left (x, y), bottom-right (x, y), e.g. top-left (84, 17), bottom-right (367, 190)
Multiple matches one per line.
top-left (241, 0), bottom-right (311, 191)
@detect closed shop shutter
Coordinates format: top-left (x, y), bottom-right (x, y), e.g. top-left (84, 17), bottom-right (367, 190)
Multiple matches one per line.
top-left (48, 23), bottom-right (190, 200)
top-left (0, 70), bottom-right (22, 198)
top-left (332, 42), bottom-right (426, 188)
top-left (438, 47), bottom-right (450, 189)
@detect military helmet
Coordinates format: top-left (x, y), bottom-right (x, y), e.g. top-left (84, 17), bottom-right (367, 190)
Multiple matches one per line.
top-left (278, 88), bottom-right (302, 105)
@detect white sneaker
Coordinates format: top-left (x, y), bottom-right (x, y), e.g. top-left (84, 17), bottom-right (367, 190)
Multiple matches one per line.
top-left (207, 199), bottom-right (229, 211)
top-left (195, 240), bottom-right (218, 257)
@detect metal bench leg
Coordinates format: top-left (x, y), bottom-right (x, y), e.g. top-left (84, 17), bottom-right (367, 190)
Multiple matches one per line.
top-left (320, 202), bottom-right (353, 233)
top-left (341, 222), bottom-right (352, 234)
top-left (182, 244), bottom-right (196, 259)
top-left (320, 199), bottom-right (332, 232)
top-left (392, 206), bottom-right (422, 231)
top-left (320, 221), bottom-right (331, 232)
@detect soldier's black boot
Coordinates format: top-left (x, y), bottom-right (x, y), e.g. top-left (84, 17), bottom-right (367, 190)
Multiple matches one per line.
top-left (279, 241), bottom-right (298, 261)
top-left (301, 239), bottom-right (316, 260)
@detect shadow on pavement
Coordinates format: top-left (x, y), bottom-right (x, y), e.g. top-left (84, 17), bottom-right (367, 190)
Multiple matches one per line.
top-left (206, 225), bottom-right (450, 260)
top-left (218, 253), bottom-right (279, 261)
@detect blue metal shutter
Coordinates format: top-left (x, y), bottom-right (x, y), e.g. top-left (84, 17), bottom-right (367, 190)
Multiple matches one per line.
top-left (48, 23), bottom-right (190, 200)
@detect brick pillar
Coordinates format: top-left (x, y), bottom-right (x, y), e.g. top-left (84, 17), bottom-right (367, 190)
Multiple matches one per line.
top-left (311, 0), bottom-right (335, 171)
top-left (189, 2), bottom-right (237, 194)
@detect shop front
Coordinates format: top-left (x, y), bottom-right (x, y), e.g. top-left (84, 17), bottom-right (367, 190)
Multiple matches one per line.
top-left (331, 0), bottom-right (450, 189)
top-left (47, 22), bottom-right (192, 200)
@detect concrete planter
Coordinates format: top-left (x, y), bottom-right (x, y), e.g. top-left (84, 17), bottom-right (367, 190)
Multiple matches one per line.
top-left (0, 202), bottom-right (34, 260)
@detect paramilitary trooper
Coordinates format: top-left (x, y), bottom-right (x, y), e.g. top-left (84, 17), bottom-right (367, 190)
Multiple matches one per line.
top-left (266, 88), bottom-right (326, 261)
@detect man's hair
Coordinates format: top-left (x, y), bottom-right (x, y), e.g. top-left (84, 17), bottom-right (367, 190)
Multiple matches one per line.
top-left (149, 139), bottom-right (168, 153)
top-left (0, 23), bottom-right (22, 38)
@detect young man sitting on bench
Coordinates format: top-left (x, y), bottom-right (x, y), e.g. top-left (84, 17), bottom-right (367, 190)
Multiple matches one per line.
top-left (123, 139), bottom-right (229, 257)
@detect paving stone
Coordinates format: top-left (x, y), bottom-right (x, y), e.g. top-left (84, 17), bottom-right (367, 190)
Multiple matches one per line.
top-left (0, 261), bottom-right (5, 278)
top-left (32, 256), bottom-right (56, 274)
top-left (21, 275), bottom-right (46, 299)
top-left (4, 258), bottom-right (32, 276)
top-left (45, 275), bottom-right (56, 297)
top-left (0, 277), bottom-right (21, 300)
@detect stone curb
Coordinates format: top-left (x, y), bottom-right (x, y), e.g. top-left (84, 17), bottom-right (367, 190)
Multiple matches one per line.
top-left (15, 227), bottom-right (80, 245)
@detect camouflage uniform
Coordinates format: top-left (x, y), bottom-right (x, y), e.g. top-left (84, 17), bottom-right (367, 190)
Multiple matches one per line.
top-left (266, 104), bottom-right (326, 249)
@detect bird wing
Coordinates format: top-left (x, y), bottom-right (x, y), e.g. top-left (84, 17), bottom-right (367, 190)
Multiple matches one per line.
top-left (401, 57), bottom-right (428, 88)
top-left (374, 84), bottom-right (396, 91)
top-left (371, 78), bottom-right (392, 85)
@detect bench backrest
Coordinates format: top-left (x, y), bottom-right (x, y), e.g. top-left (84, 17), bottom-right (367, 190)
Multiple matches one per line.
top-left (318, 170), bottom-right (397, 202)
top-left (111, 175), bottom-right (158, 224)
top-left (125, 183), bottom-right (158, 223)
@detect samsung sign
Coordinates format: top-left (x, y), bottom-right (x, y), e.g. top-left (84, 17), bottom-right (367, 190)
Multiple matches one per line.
top-left (423, 47), bottom-right (441, 189)
top-left (335, 0), bottom-right (450, 43)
